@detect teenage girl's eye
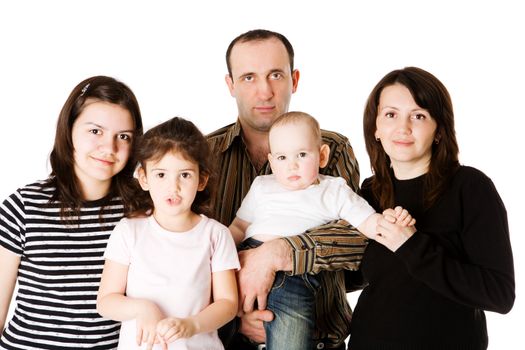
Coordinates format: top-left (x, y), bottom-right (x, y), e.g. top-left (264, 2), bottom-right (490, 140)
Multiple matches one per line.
top-left (414, 113), bottom-right (427, 120)
top-left (119, 134), bottom-right (132, 141)
top-left (277, 155), bottom-right (286, 161)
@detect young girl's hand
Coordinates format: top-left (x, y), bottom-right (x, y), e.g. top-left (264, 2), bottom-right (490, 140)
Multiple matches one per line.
top-left (135, 300), bottom-right (165, 350)
top-left (156, 317), bottom-right (198, 345)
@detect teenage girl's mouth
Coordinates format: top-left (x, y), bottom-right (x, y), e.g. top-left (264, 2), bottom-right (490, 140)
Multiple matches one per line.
top-left (92, 157), bottom-right (115, 166)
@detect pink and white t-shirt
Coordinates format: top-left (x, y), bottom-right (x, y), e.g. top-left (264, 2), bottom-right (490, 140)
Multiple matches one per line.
top-left (104, 215), bottom-right (239, 350)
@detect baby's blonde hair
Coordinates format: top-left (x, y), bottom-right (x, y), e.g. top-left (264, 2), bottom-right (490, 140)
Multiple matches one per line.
top-left (270, 111), bottom-right (322, 147)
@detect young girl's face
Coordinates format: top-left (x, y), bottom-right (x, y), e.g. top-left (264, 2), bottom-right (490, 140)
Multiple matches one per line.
top-left (138, 151), bottom-right (207, 224)
top-left (71, 100), bottom-right (134, 197)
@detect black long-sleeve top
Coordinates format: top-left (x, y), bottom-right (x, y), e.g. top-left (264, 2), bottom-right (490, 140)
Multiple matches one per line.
top-left (348, 166), bottom-right (515, 350)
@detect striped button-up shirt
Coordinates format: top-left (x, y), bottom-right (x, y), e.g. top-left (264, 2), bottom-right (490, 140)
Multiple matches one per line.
top-left (207, 120), bottom-right (368, 348)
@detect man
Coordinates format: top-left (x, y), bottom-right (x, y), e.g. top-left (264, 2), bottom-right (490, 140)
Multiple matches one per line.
top-left (207, 29), bottom-right (367, 350)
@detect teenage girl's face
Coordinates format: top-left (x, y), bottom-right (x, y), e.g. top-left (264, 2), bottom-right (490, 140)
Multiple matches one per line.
top-left (375, 83), bottom-right (438, 178)
top-left (71, 101), bottom-right (134, 197)
top-left (138, 151), bottom-right (207, 227)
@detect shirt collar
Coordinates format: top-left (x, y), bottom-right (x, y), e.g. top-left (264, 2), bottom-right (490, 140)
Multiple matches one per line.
top-left (219, 119), bottom-right (243, 152)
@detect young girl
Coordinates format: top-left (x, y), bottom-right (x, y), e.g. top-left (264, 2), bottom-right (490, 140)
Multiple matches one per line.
top-left (0, 76), bottom-right (143, 349)
top-left (97, 117), bottom-right (239, 350)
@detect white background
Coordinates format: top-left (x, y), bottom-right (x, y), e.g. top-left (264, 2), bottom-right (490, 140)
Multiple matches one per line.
top-left (1, 1), bottom-right (523, 348)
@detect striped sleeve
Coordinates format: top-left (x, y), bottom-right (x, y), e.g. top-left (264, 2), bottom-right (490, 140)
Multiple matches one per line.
top-left (0, 190), bottom-right (26, 255)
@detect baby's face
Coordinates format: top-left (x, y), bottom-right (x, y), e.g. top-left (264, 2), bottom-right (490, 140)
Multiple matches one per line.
top-left (268, 121), bottom-right (321, 190)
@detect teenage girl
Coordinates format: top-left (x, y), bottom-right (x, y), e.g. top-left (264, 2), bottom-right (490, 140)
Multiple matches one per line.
top-left (0, 76), bottom-right (144, 349)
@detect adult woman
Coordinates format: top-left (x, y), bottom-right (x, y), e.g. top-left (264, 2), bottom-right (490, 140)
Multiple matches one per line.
top-left (348, 67), bottom-right (514, 350)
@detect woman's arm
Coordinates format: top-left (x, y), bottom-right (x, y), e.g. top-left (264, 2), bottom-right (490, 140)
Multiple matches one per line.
top-left (156, 269), bottom-right (238, 343)
top-left (0, 246), bottom-right (19, 332)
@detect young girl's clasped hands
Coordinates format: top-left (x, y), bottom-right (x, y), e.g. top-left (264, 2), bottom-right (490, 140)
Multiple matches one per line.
top-left (97, 117), bottom-right (239, 350)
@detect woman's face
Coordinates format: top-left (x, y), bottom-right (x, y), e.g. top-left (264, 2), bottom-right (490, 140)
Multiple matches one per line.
top-left (375, 83), bottom-right (438, 178)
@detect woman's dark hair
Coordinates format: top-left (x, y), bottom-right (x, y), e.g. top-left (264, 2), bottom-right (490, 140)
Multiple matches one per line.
top-left (363, 66), bottom-right (460, 209)
top-left (129, 117), bottom-right (215, 217)
top-left (48, 75), bottom-right (143, 218)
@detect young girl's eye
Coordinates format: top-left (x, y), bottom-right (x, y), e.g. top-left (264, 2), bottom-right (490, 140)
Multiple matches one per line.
top-left (180, 172), bottom-right (191, 179)
top-left (156, 173), bottom-right (165, 179)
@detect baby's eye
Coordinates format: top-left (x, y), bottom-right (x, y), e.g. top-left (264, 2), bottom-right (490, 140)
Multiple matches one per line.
top-left (298, 152), bottom-right (307, 158)
top-left (277, 155), bottom-right (286, 161)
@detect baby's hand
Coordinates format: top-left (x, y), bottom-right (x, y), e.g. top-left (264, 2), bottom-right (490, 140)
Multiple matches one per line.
top-left (383, 206), bottom-right (415, 227)
top-left (156, 317), bottom-right (198, 346)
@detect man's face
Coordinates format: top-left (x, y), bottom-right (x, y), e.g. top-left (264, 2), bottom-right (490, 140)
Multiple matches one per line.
top-left (226, 38), bottom-right (299, 133)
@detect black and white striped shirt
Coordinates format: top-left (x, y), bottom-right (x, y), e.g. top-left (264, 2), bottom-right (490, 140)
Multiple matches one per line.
top-left (0, 180), bottom-right (122, 350)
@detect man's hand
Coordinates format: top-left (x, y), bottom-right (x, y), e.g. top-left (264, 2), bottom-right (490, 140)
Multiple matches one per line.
top-left (238, 309), bottom-right (274, 343)
top-left (237, 239), bottom-right (292, 312)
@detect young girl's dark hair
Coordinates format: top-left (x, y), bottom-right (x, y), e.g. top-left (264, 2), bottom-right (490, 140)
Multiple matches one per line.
top-left (48, 75), bottom-right (143, 218)
top-left (363, 67), bottom-right (460, 210)
top-left (130, 117), bottom-right (215, 217)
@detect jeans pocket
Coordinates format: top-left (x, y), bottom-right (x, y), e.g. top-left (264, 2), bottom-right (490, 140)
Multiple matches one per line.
top-left (271, 271), bottom-right (287, 291)
top-left (303, 273), bottom-right (321, 294)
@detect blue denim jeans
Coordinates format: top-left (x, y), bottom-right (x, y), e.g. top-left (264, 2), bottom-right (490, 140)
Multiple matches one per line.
top-left (239, 238), bottom-right (321, 350)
